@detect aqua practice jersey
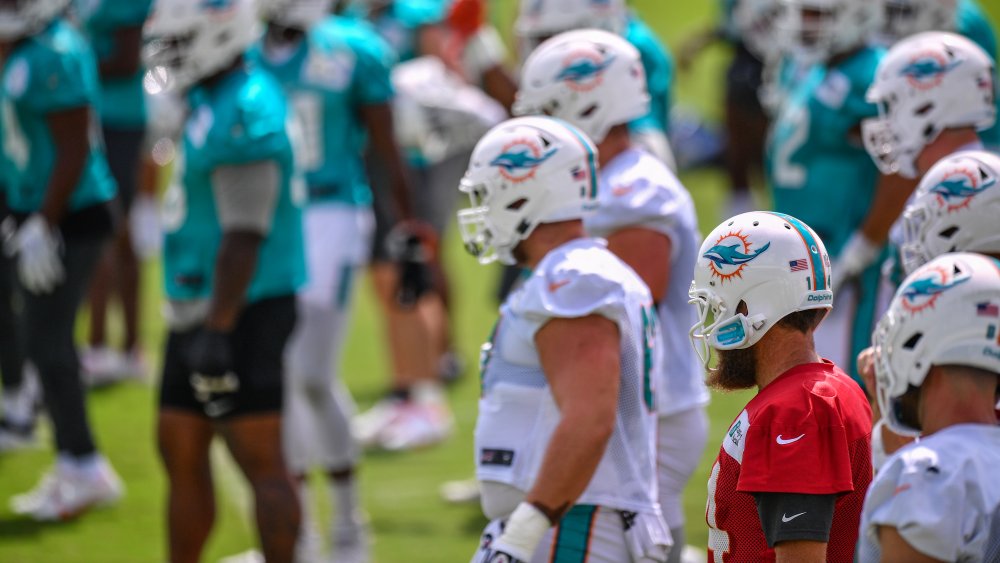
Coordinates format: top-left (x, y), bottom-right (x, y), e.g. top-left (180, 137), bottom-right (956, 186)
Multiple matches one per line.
top-left (766, 46), bottom-right (886, 258)
top-left (957, 0), bottom-right (1000, 149)
top-left (74, 0), bottom-right (153, 128)
top-left (0, 19), bottom-right (116, 214)
top-left (625, 14), bottom-right (674, 134)
top-left (248, 17), bottom-right (395, 206)
top-left (348, 0), bottom-right (445, 63)
top-left (162, 67), bottom-right (305, 304)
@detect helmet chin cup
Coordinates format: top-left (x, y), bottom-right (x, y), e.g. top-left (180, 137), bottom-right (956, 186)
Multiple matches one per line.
top-left (710, 313), bottom-right (767, 350)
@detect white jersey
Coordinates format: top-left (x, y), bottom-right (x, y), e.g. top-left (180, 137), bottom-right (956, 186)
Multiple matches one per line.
top-left (858, 424), bottom-right (1000, 562)
top-left (475, 238), bottom-right (661, 515)
top-left (584, 147), bottom-right (709, 416)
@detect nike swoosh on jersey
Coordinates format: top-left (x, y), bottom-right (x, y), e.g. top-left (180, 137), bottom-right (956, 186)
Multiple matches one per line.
top-left (548, 279), bottom-right (571, 292)
top-left (782, 511), bottom-right (806, 523)
top-left (776, 433), bottom-right (805, 445)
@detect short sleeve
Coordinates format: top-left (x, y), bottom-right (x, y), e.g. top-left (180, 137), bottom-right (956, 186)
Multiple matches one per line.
top-left (516, 270), bottom-right (629, 339)
top-left (737, 394), bottom-right (856, 495)
top-left (350, 34), bottom-right (396, 105)
top-left (209, 80), bottom-right (290, 166)
top-left (15, 48), bottom-right (92, 112)
top-left (592, 175), bottom-right (688, 247)
top-left (866, 448), bottom-right (984, 562)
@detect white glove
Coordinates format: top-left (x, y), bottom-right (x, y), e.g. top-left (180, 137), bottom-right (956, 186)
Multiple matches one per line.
top-left (14, 214), bottom-right (63, 294)
top-left (832, 231), bottom-right (880, 294)
top-left (462, 25), bottom-right (508, 80)
top-left (487, 502), bottom-right (552, 562)
top-left (129, 194), bottom-right (162, 259)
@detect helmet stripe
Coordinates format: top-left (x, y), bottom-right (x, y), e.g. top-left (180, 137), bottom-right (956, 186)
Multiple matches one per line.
top-left (766, 212), bottom-right (827, 291)
top-left (553, 118), bottom-right (599, 199)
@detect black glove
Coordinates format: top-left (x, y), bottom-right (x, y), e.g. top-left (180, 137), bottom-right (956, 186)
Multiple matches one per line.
top-left (185, 328), bottom-right (238, 417)
top-left (386, 226), bottom-right (434, 308)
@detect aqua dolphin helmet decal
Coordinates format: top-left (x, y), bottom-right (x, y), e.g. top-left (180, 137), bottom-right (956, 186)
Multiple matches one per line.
top-left (689, 212), bottom-right (832, 369)
top-left (899, 55), bottom-right (963, 90)
top-left (489, 142), bottom-right (559, 182)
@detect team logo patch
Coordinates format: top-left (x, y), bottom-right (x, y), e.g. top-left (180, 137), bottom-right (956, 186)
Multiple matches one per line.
top-left (490, 138), bottom-right (557, 183)
top-left (900, 51), bottom-right (962, 91)
top-left (556, 50), bottom-right (615, 92)
top-left (703, 230), bottom-right (770, 283)
top-left (929, 166), bottom-right (996, 212)
top-left (899, 263), bottom-right (970, 313)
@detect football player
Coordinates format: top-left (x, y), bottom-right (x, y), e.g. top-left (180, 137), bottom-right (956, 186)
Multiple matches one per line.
top-left (144, 0), bottom-right (305, 560)
top-left (1, 0), bottom-right (124, 520)
top-left (857, 252), bottom-right (1000, 562)
top-left (767, 0), bottom-right (894, 384)
top-left (690, 212), bottom-right (872, 562)
top-left (463, 117), bottom-right (671, 563)
top-left (250, 0), bottom-right (411, 557)
top-left (74, 0), bottom-right (155, 386)
top-left (514, 30), bottom-right (709, 563)
top-left (515, 0), bottom-right (677, 169)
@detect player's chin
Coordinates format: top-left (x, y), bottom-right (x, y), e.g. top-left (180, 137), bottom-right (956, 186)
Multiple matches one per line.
top-left (707, 347), bottom-right (758, 391)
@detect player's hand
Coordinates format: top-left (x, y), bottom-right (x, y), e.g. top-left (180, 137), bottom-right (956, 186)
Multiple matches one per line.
top-left (13, 214), bottom-right (64, 294)
top-left (387, 220), bottom-right (438, 308)
top-left (186, 328), bottom-right (233, 378)
top-left (856, 346), bottom-right (879, 408)
top-left (129, 194), bottom-right (162, 260)
top-left (485, 502), bottom-right (551, 563)
top-left (831, 231), bottom-right (880, 294)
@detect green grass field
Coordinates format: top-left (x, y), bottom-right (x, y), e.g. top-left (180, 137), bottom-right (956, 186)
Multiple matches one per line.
top-left (2, 2), bottom-right (998, 561)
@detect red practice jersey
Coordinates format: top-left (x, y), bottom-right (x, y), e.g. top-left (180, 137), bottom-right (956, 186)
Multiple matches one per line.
top-left (705, 360), bottom-right (873, 563)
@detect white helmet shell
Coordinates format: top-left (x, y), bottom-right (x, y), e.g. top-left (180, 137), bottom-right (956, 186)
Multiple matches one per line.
top-left (881, 0), bottom-right (957, 43)
top-left (689, 211), bottom-right (833, 368)
top-left (514, 0), bottom-right (627, 57)
top-left (899, 150), bottom-right (1000, 275)
top-left (514, 29), bottom-right (649, 143)
top-left (143, 0), bottom-right (261, 92)
top-left (777, 0), bottom-right (885, 64)
top-left (0, 0), bottom-right (67, 41)
top-left (874, 252), bottom-right (1000, 435)
top-left (457, 116), bottom-right (599, 265)
top-left (259, 0), bottom-right (332, 28)
top-left (862, 31), bottom-right (996, 178)
top-left (734, 0), bottom-right (786, 61)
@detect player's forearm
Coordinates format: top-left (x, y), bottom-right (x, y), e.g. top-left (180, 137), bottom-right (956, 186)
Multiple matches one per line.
top-left (859, 173), bottom-right (919, 245)
top-left (40, 108), bottom-right (92, 224)
top-left (98, 26), bottom-right (143, 79)
top-left (205, 232), bottom-right (261, 331)
top-left (525, 406), bottom-right (615, 523)
top-left (774, 540), bottom-right (827, 563)
top-left (361, 103), bottom-right (414, 219)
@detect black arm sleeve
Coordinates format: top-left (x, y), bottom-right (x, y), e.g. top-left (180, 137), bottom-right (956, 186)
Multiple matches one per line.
top-left (753, 492), bottom-right (837, 548)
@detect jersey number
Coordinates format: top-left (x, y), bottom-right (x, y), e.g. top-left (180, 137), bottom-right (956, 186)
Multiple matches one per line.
top-left (772, 106), bottom-right (809, 189)
top-left (640, 305), bottom-right (656, 412)
top-left (706, 462), bottom-right (731, 563)
top-left (2, 101), bottom-right (28, 173)
top-left (289, 92), bottom-right (324, 174)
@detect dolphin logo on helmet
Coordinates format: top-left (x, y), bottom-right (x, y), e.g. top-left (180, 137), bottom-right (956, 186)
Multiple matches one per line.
top-left (900, 264), bottom-right (971, 312)
top-left (703, 242), bottom-right (772, 268)
top-left (555, 55), bottom-right (616, 83)
top-left (900, 54), bottom-right (962, 89)
top-left (490, 142), bottom-right (559, 183)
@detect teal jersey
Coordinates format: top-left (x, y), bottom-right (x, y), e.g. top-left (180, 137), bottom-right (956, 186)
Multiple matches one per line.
top-left (162, 67), bottom-right (305, 304)
top-left (625, 15), bottom-right (674, 134)
top-left (957, 0), bottom-right (1000, 148)
top-left (766, 46), bottom-right (886, 258)
top-left (248, 17), bottom-right (395, 206)
top-left (347, 0), bottom-right (444, 63)
top-left (74, 0), bottom-right (153, 127)
top-left (0, 19), bottom-right (116, 214)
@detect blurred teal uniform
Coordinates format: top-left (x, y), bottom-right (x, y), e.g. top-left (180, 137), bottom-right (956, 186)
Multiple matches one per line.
top-left (0, 19), bottom-right (115, 215)
top-left (625, 14), bottom-right (674, 134)
top-left (766, 46), bottom-right (886, 381)
top-left (248, 16), bottom-right (396, 206)
top-left (957, 0), bottom-right (999, 148)
top-left (162, 67), bottom-right (305, 303)
top-left (348, 0), bottom-right (445, 63)
top-left (73, 0), bottom-right (153, 128)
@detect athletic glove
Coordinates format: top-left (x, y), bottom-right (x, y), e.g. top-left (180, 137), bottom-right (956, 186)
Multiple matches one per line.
top-left (13, 215), bottom-right (64, 294)
top-left (486, 502), bottom-right (552, 563)
top-left (831, 231), bottom-right (880, 295)
top-left (186, 328), bottom-right (239, 417)
top-left (130, 194), bottom-right (162, 259)
top-left (387, 222), bottom-right (436, 308)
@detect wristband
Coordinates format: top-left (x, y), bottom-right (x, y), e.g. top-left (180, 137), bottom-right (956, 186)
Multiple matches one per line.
top-left (492, 502), bottom-right (552, 560)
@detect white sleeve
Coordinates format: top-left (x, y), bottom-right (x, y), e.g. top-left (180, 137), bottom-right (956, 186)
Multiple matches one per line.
top-left (515, 270), bottom-right (629, 340)
top-left (867, 448), bottom-right (982, 562)
top-left (589, 176), bottom-right (689, 257)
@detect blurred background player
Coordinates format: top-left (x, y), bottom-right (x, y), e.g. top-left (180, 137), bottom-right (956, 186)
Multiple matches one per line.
top-left (858, 252), bottom-right (1000, 562)
top-left (461, 116), bottom-right (670, 563)
top-left (251, 0), bottom-right (412, 558)
top-left (74, 0), bottom-right (155, 386)
top-left (1, 0), bottom-right (124, 521)
top-left (766, 0), bottom-right (892, 384)
top-left (144, 0), bottom-right (305, 560)
top-left (690, 212), bottom-right (872, 562)
top-left (514, 29), bottom-right (709, 563)
top-left (515, 0), bottom-right (677, 169)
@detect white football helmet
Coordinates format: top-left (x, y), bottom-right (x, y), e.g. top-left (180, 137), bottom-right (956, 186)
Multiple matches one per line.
top-left (514, 0), bottom-right (628, 57)
top-left (143, 0), bottom-right (261, 91)
top-left (862, 31), bottom-right (995, 178)
top-left (873, 252), bottom-right (1000, 435)
top-left (513, 29), bottom-right (649, 144)
top-left (0, 0), bottom-right (67, 41)
top-left (457, 116), bottom-right (599, 265)
top-left (882, 0), bottom-right (957, 43)
top-left (777, 0), bottom-right (884, 64)
top-left (734, 0), bottom-right (786, 62)
top-left (259, 0), bottom-right (331, 28)
top-left (689, 211), bottom-right (833, 367)
top-left (899, 150), bottom-right (1000, 275)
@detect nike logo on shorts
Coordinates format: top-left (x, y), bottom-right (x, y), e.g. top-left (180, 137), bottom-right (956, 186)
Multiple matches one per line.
top-left (776, 433), bottom-right (805, 445)
top-left (782, 511), bottom-right (806, 523)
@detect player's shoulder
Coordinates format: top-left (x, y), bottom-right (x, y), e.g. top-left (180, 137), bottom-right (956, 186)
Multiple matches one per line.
top-left (391, 0), bottom-right (446, 28)
top-left (19, 20), bottom-right (89, 64)
top-left (315, 16), bottom-right (395, 66)
top-left (753, 361), bottom-right (870, 425)
top-left (195, 68), bottom-right (288, 157)
top-left (604, 148), bottom-right (690, 199)
top-left (833, 44), bottom-right (886, 86)
top-left (957, 0), bottom-right (998, 57)
top-left (624, 16), bottom-right (668, 60)
top-left (893, 424), bottom-right (1000, 475)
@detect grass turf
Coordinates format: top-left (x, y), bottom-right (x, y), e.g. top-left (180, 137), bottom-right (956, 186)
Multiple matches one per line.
top-left (1, 1), bottom-right (997, 561)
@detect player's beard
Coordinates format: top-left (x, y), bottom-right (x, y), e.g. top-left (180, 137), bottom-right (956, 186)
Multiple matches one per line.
top-left (708, 346), bottom-right (758, 391)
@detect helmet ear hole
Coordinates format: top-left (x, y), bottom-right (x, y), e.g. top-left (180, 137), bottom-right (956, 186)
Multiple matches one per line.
top-left (902, 332), bottom-right (923, 350)
top-left (736, 300), bottom-right (749, 316)
top-left (938, 226), bottom-right (959, 239)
